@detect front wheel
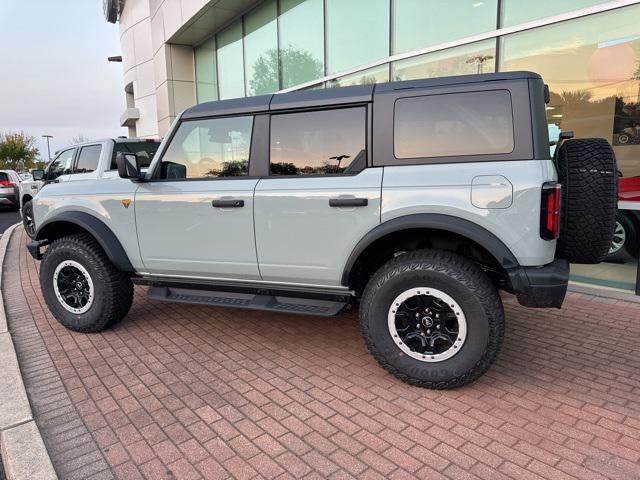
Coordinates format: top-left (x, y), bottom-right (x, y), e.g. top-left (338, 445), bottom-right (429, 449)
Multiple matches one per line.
top-left (40, 234), bottom-right (133, 332)
top-left (22, 201), bottom-right (36, 239)
top-left (359, 250), bottom-right (504, 389)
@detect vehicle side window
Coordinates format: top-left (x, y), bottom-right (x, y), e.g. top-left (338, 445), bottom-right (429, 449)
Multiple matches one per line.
top-left (47, 149), bottom-right (75, 180)
top-left (158, 116), bottom-right (253, 179)
top-left (270, 107), bottom-right (366, 176)
top-left (75, 145), bottom-right (102, 173)
top-left (394, 90), bottom-right (514, 159)
top-left (111, 142), bottom-right (159, 170)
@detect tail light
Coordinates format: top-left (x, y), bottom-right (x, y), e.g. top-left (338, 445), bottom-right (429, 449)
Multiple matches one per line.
top-left (540, 182), bottom-right (561, 240)
top-left (0, 180), bottom-right (16, 187)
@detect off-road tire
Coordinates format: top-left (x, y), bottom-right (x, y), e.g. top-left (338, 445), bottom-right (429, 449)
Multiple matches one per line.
top-left (359, 250), bottom-right (504, 389)
top-left (22, 201), bottom-right (36, 239)
top-left (40, 234), bottom-right (133, 332)
top-left (555, 138), bottom-right (617, 264)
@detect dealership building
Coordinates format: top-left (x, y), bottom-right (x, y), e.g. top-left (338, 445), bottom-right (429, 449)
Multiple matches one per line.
top-left (106, 0), bottom-right (640, 294)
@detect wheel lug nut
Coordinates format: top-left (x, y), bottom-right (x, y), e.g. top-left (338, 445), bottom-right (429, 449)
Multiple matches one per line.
top-left (416, 324), bottom-right (420, 328)
top-left (436, 325), bottom-right (440, 329)
top-left (426, 329), bottom-right (431, 334)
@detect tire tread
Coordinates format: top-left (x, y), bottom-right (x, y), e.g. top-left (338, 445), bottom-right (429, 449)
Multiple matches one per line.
top-left (359, 249), bottom-right (504, 389)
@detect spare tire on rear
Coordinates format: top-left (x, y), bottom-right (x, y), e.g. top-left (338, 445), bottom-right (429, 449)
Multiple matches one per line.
top-left (555, 138), bottom-right (617, 264)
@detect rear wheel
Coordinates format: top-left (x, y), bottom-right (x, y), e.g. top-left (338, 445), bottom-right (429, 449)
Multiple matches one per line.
top-left (22, 201), bottom-right (36, 239)
top-left (40, 234), bottom-right (133, 332)
top-left (359, 250), bottom-right (504, 389)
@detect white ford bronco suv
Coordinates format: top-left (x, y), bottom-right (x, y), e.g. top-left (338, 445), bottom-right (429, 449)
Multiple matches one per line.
top-left (27, 72), bottom-right (617, 388)
top-left (21, 137), bottom-right (161, 238)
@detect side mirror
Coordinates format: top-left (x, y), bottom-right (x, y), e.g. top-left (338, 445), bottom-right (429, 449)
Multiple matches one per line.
top-left (31, 169), bottom-right (44, 181)
top-left (115, 152), bottom-right (142, 180)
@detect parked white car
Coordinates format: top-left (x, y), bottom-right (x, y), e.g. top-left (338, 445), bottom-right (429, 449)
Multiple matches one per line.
top-left (20, 138), bottom-right (160, 237)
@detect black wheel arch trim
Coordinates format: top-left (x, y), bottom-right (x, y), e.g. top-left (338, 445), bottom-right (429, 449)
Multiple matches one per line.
top-left (34, 211), bottom-right (134, 272)
top-left (341, 213), bottom-right (520, 286)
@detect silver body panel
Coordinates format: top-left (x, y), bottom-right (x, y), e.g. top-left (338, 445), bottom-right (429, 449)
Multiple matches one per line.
top-left (254, 168), bottom-right (383, 285)
top-left (33, 159), bottom-right (556, 285)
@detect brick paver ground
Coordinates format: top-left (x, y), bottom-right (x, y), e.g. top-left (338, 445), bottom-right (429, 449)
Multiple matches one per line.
top-left (5, 226), bottom-right (640, 479)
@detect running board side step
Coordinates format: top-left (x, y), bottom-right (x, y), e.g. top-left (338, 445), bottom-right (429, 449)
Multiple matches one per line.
top-left (147, 286), bottom-right (347, 317)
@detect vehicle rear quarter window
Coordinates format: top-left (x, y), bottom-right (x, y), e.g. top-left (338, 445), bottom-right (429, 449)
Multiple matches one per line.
top-left (270, 107), bottom-right (366, 175)
top-left (111, 141), bottom-right (160, 169)
top-left (76, 145), bottom-right (102, 173)
top-left (394, 90), bottom-right (514, 159)
top-left (159, 116), bottom-right (253, 179)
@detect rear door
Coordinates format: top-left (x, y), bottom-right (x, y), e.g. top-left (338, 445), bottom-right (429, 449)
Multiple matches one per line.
top-left (254, 106), bottom-right (382, 286)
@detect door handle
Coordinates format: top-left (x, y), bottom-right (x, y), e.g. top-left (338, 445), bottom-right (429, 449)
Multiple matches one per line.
top-left (329, 197), bottom-right (368, 207)
top-left (212, 199), bottom-right (244, 208)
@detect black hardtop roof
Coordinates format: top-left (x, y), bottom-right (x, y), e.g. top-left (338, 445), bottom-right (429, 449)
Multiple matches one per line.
top-left (181, 71), bottom-right (541, 119)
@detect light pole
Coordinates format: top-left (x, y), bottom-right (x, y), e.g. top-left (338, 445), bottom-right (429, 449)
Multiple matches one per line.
top-left (42, 135), bottom-right (53, 161)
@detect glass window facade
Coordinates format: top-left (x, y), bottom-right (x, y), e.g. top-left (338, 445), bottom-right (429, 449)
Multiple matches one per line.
top-left (327, 65), bottom-right (390, 88)
top-left (216, 22), bottom-right (245, 100)
top-left (190, 1), bottom-right (640, 294)
top-left (325, 0), bottom-right (389, 74)
top-left (393, 0), bottom-right (498, 54)
top-left (392, 40), bottom-right (496, 82)
top-left (501, 0), bottom-right (609, 27)
top-left (194, 37), bottom-right (218, 102)
top-left (279, 0), bottom-right (325, 89)
top-left (244, 0), bottom-right (279, 96)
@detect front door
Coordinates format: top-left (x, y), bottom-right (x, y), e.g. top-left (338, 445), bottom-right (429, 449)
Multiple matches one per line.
top-left (135, 115), bottom-right (260, 280)
top-left (254, 106), bottom-right (382, 286)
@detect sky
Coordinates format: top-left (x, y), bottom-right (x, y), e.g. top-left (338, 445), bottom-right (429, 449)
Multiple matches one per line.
top-left (0, 0), bottom-right (126, 160)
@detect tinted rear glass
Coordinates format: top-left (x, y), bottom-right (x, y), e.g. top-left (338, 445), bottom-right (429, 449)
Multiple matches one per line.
top-left (394, 90), bottom-right (514, 159)
top-left (111, 141), bottom-right (160, 169)
top-left (0, 173), bottom-right (9, 182)
top-left (76, 145), bottom-right (102, 173)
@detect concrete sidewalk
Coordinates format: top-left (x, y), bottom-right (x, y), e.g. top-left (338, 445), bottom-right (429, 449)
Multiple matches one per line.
top-left (5, 225), bottom-right (640, 479)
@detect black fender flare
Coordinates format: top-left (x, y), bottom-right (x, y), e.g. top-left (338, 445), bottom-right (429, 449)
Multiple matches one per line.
top-left (35, 211), bottom-right (134, 272)
top-left (341, 213), bottom-right (520, 286)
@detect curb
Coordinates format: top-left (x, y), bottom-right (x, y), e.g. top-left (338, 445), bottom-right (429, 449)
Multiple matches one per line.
top-left (0, 224), bottom-right (57, 480)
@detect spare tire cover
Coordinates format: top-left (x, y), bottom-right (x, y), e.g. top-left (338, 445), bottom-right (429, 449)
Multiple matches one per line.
top-left (555, 138), bottom-right (618, 264)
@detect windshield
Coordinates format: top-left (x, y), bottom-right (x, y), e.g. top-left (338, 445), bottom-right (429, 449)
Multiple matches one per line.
top-left (111, 141), bottom-right (160, 169)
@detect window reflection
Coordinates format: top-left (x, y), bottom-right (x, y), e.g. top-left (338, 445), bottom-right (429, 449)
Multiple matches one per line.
top-left (195, 37), bottom-right (218, 103)
top-left (216, 22), bottom-right (245, 99)
top-left (244, 0), bottom-right (279, 96)
top-left (392, 40), bottom-right (496, 81)
top-left (327, 65), bottom-right (389, 88)
top-left (270, 108), bottom-right (366, 175)
top-left (160, 117), bottom-right (253, 179)
top-left (393, 0), bottom-right (498, 54)
top-left (279, 0), bottom-right (325, 89)
top-left (325, 0), bottom-right (389, 74)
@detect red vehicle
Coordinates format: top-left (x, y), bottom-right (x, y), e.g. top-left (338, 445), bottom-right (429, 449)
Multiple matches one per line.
top-left (609, 176), bottom-right (640, 262)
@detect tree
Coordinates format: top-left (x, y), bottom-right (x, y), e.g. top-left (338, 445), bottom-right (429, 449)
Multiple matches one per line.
top-left (249, 46), bottom-right (324, 95)
top-left (0, 131), bottom-right (40, 170)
